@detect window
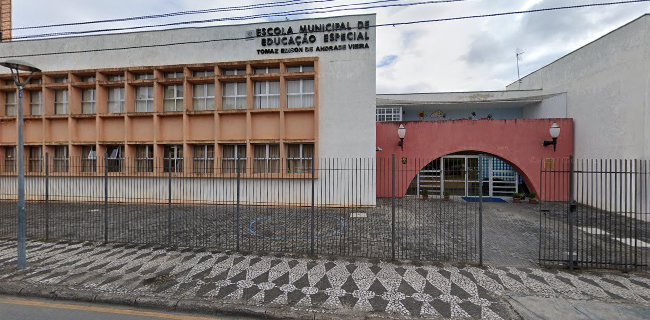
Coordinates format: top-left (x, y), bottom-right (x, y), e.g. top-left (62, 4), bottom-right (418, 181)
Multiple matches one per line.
top-left (104, 145), bottom-right (124, 173)
top-left (53, 145), bottom-right (69, 172)
top-left (30, 91), bottom-right (42, 116)
top-left (253, 144), bottom-right (280, 174)
top-left (287, 144), bottom-right (314, 174)
top-left (287, 79), bottom-right (314, 108)
top-left (254, 81), bottom-right (279, 109)
top-left (376, 107), bottom-right (402, 122)
top-left (53, 76), bottom-right (68, 84)
top-left (222, 68), bottom-right (246, 76)
top-left (135, 73), bottom-right (154, 80)
top-left (81, 76), bottom-right (96, 83)
top-left (221, 144), bottom-right (246, 174)
top-left (107, 74), bottom-right (124, 82)
top-left (81, 145), bottom-right (97, 173)
top-left (81, 89), bottom-right (96, 114)
top-left (193, 83), bottom-right (215, 111)
top-left (5, 91), bottom-right (15, 116)
top-left (28, 146), bottom-right (43, 173)
top-left (254, 66), bottom-right (280, 74)
top-left (54, 90), bottom-right (68, 115)
top-left (286, 65), bottom-right (314, 73)
top-left (108, 87), bottom-right (125, 113)
top-left (31, 79), bottom-right (42, 85)
top-left (164, 85), bottom-right (184, 112)
top-left (164, 71), bottom-right (184, 79)
top-left (3, 147), bottom-right (15, 173)
top-left (222, 82), bottom-right (247, 110)
top-left (136, 86), bottom-right (154, 112)
top-left (163, 145), bottom-right (183, 173)
top-left (135, 145), bottom-right (154, 173)
top-left (193, 145), bottom-right (214, 174)
top-left (193, 70), bottom-right (214, 77)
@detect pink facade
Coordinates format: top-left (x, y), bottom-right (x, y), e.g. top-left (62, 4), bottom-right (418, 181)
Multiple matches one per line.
top-left (376, 119), bottom-right (574, 201)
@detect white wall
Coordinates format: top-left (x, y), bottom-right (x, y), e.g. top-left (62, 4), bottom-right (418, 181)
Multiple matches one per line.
top-left (507, 15), bottom-right (649, 160)
top-left (522, 93), bottom-right (567, 119)
top-left (0, 161), bottom-right (378, 207)
top-left (509, 15), bottom-right (650, 212)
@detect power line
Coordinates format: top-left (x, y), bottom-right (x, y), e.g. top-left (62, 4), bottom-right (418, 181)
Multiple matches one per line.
top-left (14, 0), bottom-right (460, 40)
top-left (12, 0), bottom-right (340, 31)
top-left (374, 0), bottom-right (650, 27)
top-left (1, 0), bottom-right (648, 59)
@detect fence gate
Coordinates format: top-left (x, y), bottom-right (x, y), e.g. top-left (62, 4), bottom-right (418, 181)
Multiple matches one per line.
top-left (539, 158), bottom-right (650, 271)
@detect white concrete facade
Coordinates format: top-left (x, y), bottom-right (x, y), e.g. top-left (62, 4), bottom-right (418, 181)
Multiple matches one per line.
top-left (506, 14), bottom-right (650, 161)
top-left (505, 14), bottom-right (649, 212)
top-left (0, 14), bottom-right (377, 159)
top-left (0, 14), bottom-right (377, 206)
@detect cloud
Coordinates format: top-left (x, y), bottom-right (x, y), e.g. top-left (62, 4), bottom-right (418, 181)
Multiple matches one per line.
top-left (444, 0), bottom-right (650, 91)
top-left (377, 54), bottom-right (398, 68)
top-left (462, 33), bottom-right (507, 65)
top-left (10, 0), bottom-right (650, 93)
top-left (400, 29), bottom-right (426, 49)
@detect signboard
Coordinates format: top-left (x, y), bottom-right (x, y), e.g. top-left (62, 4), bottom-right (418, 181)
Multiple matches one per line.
top-left (254, 20), bottom-right (372, 55)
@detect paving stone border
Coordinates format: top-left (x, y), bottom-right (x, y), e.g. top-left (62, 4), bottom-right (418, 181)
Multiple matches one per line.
top-left (0, 240), bottom-right (649, 319)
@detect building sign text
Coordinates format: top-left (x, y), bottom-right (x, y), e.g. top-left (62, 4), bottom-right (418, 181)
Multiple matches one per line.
top-left (255, 20), bottom-right (372, 55)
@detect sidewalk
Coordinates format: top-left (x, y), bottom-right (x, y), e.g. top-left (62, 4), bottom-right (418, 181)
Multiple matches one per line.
top-left (0, 240), bottom-right (649, 319)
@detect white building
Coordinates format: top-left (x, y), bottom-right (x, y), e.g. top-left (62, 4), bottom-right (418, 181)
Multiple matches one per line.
top-left (0, 14), bottom-right (378, 206)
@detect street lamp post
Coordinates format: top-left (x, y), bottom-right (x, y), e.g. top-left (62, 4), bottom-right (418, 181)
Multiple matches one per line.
top-left (0, 60), bottom-right (41, 270)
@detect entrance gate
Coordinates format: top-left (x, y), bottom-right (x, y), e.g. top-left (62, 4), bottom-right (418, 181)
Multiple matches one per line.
top-left (539, 158), bottom-right (650, 270)
top-left (413, 155), bottom-right (519, 197)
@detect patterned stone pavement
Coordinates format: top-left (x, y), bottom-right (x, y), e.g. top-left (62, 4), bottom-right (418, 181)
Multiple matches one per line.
top-left (0, 240), bottom-right (650, 319)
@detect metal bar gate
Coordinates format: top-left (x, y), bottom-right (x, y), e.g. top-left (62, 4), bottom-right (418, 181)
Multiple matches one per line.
top-left (539, 158), bottom-right (650, 270)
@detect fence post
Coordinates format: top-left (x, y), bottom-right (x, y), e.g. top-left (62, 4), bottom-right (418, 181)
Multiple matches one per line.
top-left (478, 154), bottom-right (483, 266)
top-left (167, 158), bottom-right (172, 246)
top-left (103, 153), bottom-right (108, 244)
top-left (310, 157), bottom-right (315, 255)
top-left (391, 154), bottom-right (396, 261)
top-left (45, 152), bottom-right (49, 241)
top-left (235, 154), bottom-right (241, 252)
top-left (538, 159), bottom-right (543, 265)
top-left (568, 156), bottom-right (576, 270)
top-left (634, 159), bottom-right (638, 270)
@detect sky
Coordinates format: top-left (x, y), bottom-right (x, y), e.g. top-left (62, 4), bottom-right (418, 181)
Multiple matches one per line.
top-left (11, 0), bottom-right (650, 93)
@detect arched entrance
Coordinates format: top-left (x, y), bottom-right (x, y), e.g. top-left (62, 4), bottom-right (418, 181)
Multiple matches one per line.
top-left (376, 119), bottom-right (574, 201)
top-left (406, 153), bottom-right (528, 198)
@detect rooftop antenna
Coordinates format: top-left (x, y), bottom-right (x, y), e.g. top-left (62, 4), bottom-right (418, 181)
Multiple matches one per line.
top-left (516, 48), bottom-right (525, 84)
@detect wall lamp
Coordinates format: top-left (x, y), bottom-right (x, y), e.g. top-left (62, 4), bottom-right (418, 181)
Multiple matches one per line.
top-left (397, 124), bottom-right (406, 150)
top-left (543, 122), bottom-right (561, 151)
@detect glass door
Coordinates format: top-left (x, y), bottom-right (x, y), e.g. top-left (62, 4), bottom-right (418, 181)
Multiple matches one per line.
top-left (415, 155), bottom-right (519, 197)
top-left (443, 157), bottom-right (466, 196)
top-left (466, 156), bottom-right (482, 196)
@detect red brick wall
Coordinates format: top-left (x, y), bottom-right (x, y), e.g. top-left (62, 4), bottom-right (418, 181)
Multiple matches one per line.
top-left (1, 0), bottom-right (11, 41)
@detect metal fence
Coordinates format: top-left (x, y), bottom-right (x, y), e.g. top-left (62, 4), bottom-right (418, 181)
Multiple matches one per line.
top-left (540, 158), bottom-right (650, 271)
top-left (0, 154), bottom-right (482, 264)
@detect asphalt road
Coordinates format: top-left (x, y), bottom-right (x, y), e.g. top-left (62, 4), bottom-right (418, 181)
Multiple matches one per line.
top-left (0, 295), bottom-right (259, 320)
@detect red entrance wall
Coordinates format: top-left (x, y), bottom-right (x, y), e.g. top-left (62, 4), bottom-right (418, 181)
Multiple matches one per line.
top-left (376, 119), bottom-right (574, 201)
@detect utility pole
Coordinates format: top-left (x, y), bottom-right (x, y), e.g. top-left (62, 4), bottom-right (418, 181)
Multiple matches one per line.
top-left (0, 60), bottom-right (41, 270)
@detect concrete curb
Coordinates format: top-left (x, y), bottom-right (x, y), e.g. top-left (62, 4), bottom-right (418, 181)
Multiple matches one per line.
top-left (0, 280), bottom-right (399, 320)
